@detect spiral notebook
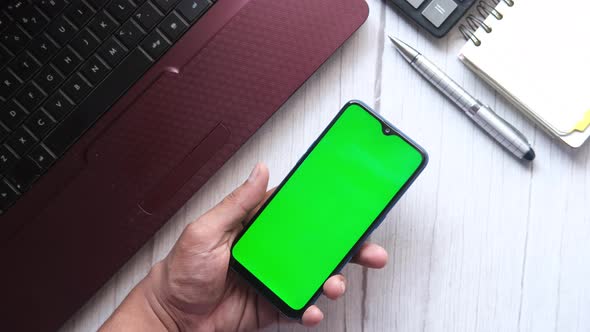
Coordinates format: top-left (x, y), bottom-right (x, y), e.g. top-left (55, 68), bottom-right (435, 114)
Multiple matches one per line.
top-left (458, 0), bottom-right (590, 148)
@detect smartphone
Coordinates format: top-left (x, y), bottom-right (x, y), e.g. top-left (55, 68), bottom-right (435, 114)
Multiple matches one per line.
top-left (230, 101), bottom-right (428, 318)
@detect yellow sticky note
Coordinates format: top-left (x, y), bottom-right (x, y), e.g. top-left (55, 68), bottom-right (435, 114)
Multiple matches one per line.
top-left (573, 110), bottom-right (590, 133)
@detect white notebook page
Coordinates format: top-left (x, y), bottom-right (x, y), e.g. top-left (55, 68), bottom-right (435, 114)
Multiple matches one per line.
top-left (459, 0), bottom-right (590, 147)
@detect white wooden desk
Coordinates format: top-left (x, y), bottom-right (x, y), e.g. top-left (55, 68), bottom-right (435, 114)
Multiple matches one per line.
top-left (61, 1), bottom-right (590, 331)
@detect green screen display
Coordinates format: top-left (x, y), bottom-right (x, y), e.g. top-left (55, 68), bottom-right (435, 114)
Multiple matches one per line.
top-left (232, 103), bottom-right (425, 310)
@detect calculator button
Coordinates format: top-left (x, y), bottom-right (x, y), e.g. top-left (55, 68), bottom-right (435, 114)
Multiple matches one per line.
top-left (406, 0), bottom-right (425, 9)
top-left (421, 0), bottom-right (458, 28)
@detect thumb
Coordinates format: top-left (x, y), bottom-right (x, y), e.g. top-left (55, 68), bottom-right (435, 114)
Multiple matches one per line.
top-left (198, 163), bottom-right (269, 232)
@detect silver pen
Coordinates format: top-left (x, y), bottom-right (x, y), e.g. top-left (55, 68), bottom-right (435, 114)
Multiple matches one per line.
top-left (389, 36), bottom-right (535, 161)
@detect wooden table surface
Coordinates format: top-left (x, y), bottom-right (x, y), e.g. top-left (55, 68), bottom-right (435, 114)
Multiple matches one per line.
top-left (61, 1), bottom-right (590, 331)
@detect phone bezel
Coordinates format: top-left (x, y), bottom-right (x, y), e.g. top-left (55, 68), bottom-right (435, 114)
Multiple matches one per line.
top-left (230, 100), bottom-right (429, 319)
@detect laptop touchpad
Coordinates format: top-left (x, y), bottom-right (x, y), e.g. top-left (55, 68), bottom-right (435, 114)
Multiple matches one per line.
top-left (84, 70), bottom-right (230, 216)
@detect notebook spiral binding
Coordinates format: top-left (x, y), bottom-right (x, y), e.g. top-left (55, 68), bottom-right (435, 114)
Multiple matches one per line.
top-left (459, 0), bottom-right (515, 46)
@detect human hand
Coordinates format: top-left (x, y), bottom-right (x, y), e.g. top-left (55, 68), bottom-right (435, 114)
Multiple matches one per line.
top-left (101, 163), bottom-right (388, 332)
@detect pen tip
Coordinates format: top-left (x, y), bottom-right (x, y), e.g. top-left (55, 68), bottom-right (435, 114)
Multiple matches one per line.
top-left (386, 34), bottom-right (420, 62)
top-left (387, 34), bottom-right (401, 48)
top-left (524, 149), bottom-right (536, 161)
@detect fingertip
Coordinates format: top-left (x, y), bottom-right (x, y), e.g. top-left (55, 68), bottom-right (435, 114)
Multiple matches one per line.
top-left (323, 275), bottom-right (346, 300)
top-left (248, 162), bottom-right (269, 185)
top-left (301, 306), bottom-right (324, 327)
top-left (373, 244), bottom-right (388, 268)
top-left (352, 243), bottom-right (389, 269)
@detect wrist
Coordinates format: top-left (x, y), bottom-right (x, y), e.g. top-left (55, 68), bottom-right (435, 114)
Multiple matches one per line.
top-left (142, 262), bottom-right (181, 332)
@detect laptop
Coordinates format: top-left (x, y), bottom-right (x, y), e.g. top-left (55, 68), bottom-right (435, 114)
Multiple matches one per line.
top-left (0, 0), bottom-right (368, 330)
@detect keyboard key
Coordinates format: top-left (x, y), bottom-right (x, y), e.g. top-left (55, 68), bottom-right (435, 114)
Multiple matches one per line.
top-left (140, 30), bottom-right (170, 59)
top-left (47, 15), bottom-right (78, 46)
top-left (159, 12), bottom-right (187, 41)
top-left (43, 91), bottom-right (74, 119)
top-left (98, 37), bottom-right (128, 67)
top-left (25, 109), bottom-right (56, 139)
top-left (37, 0), bottom-right (69, 18)
top-left (0, 100), bottom-right (28, 130)
top-left (9, 51), bottom-right (41, 81)
top-left (0, 69), bottom-right (22, 101)
top-left (5, 158), bottom-right (42, 192)
top-left (6, 127), bottom-right (37, 156)
top-left (86, 0), bottom-right (110, 11)
top-left (422, 0), bottom-right (458, 28)
top-left (0, 46), bottom-right (12, 68)
top-left (0, 12), bottom-right (9, 33)
top-left (33, 64), bottom-right (64, 94)
top-left (28, 33), bottom-right (59, 63)
top-left (0, 180), bottom-right (20, 211)
top-left (154, 0), bottom-right (180, 13)
top-left (65, 1), bottom-right (96, 27)
top-left (53, 47), bottom-right (82, 76)
top-left (5, 1), bottom-right (28, 17)
top-left (0, 145), bottom-right (18, 173)
top-left (62, 73), bottom-right (92, 104)
top-left (14, 6), bottom-right (49, 36)
top-left (0, 125), bottom-right (7, 141)
top-left (115, 20), bottom-right (145, 49)
top-left (134, 2), bottom-right (162, 30)
top-left (176, 0), bottom-right (210, 22)
top-left (24, 109), bottom-right (53, 137)
top-left (16, 82), bottom-right (46, 111)
top-left (107, 0), bottom-right (136, 22)
top-left (0, 25), bottom-right (30, 53)
top-left (88, 10), bottom-right (119, 40)
top-left (80, 55), bottom-right (109, 85)
top-left (28, 144), bottom-right (55, 169)
top-left (45, 48), bottom-right (153, 155)
top-left (70, 28), bottom-right (101, 59)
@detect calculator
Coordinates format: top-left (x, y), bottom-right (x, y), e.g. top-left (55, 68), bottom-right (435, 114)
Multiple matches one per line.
top-left (390, 0), bottom-right (477, 37)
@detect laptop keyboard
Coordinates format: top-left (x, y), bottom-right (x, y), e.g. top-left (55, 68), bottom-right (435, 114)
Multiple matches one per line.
top-left (0, 0), bottom-right (215, 214)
